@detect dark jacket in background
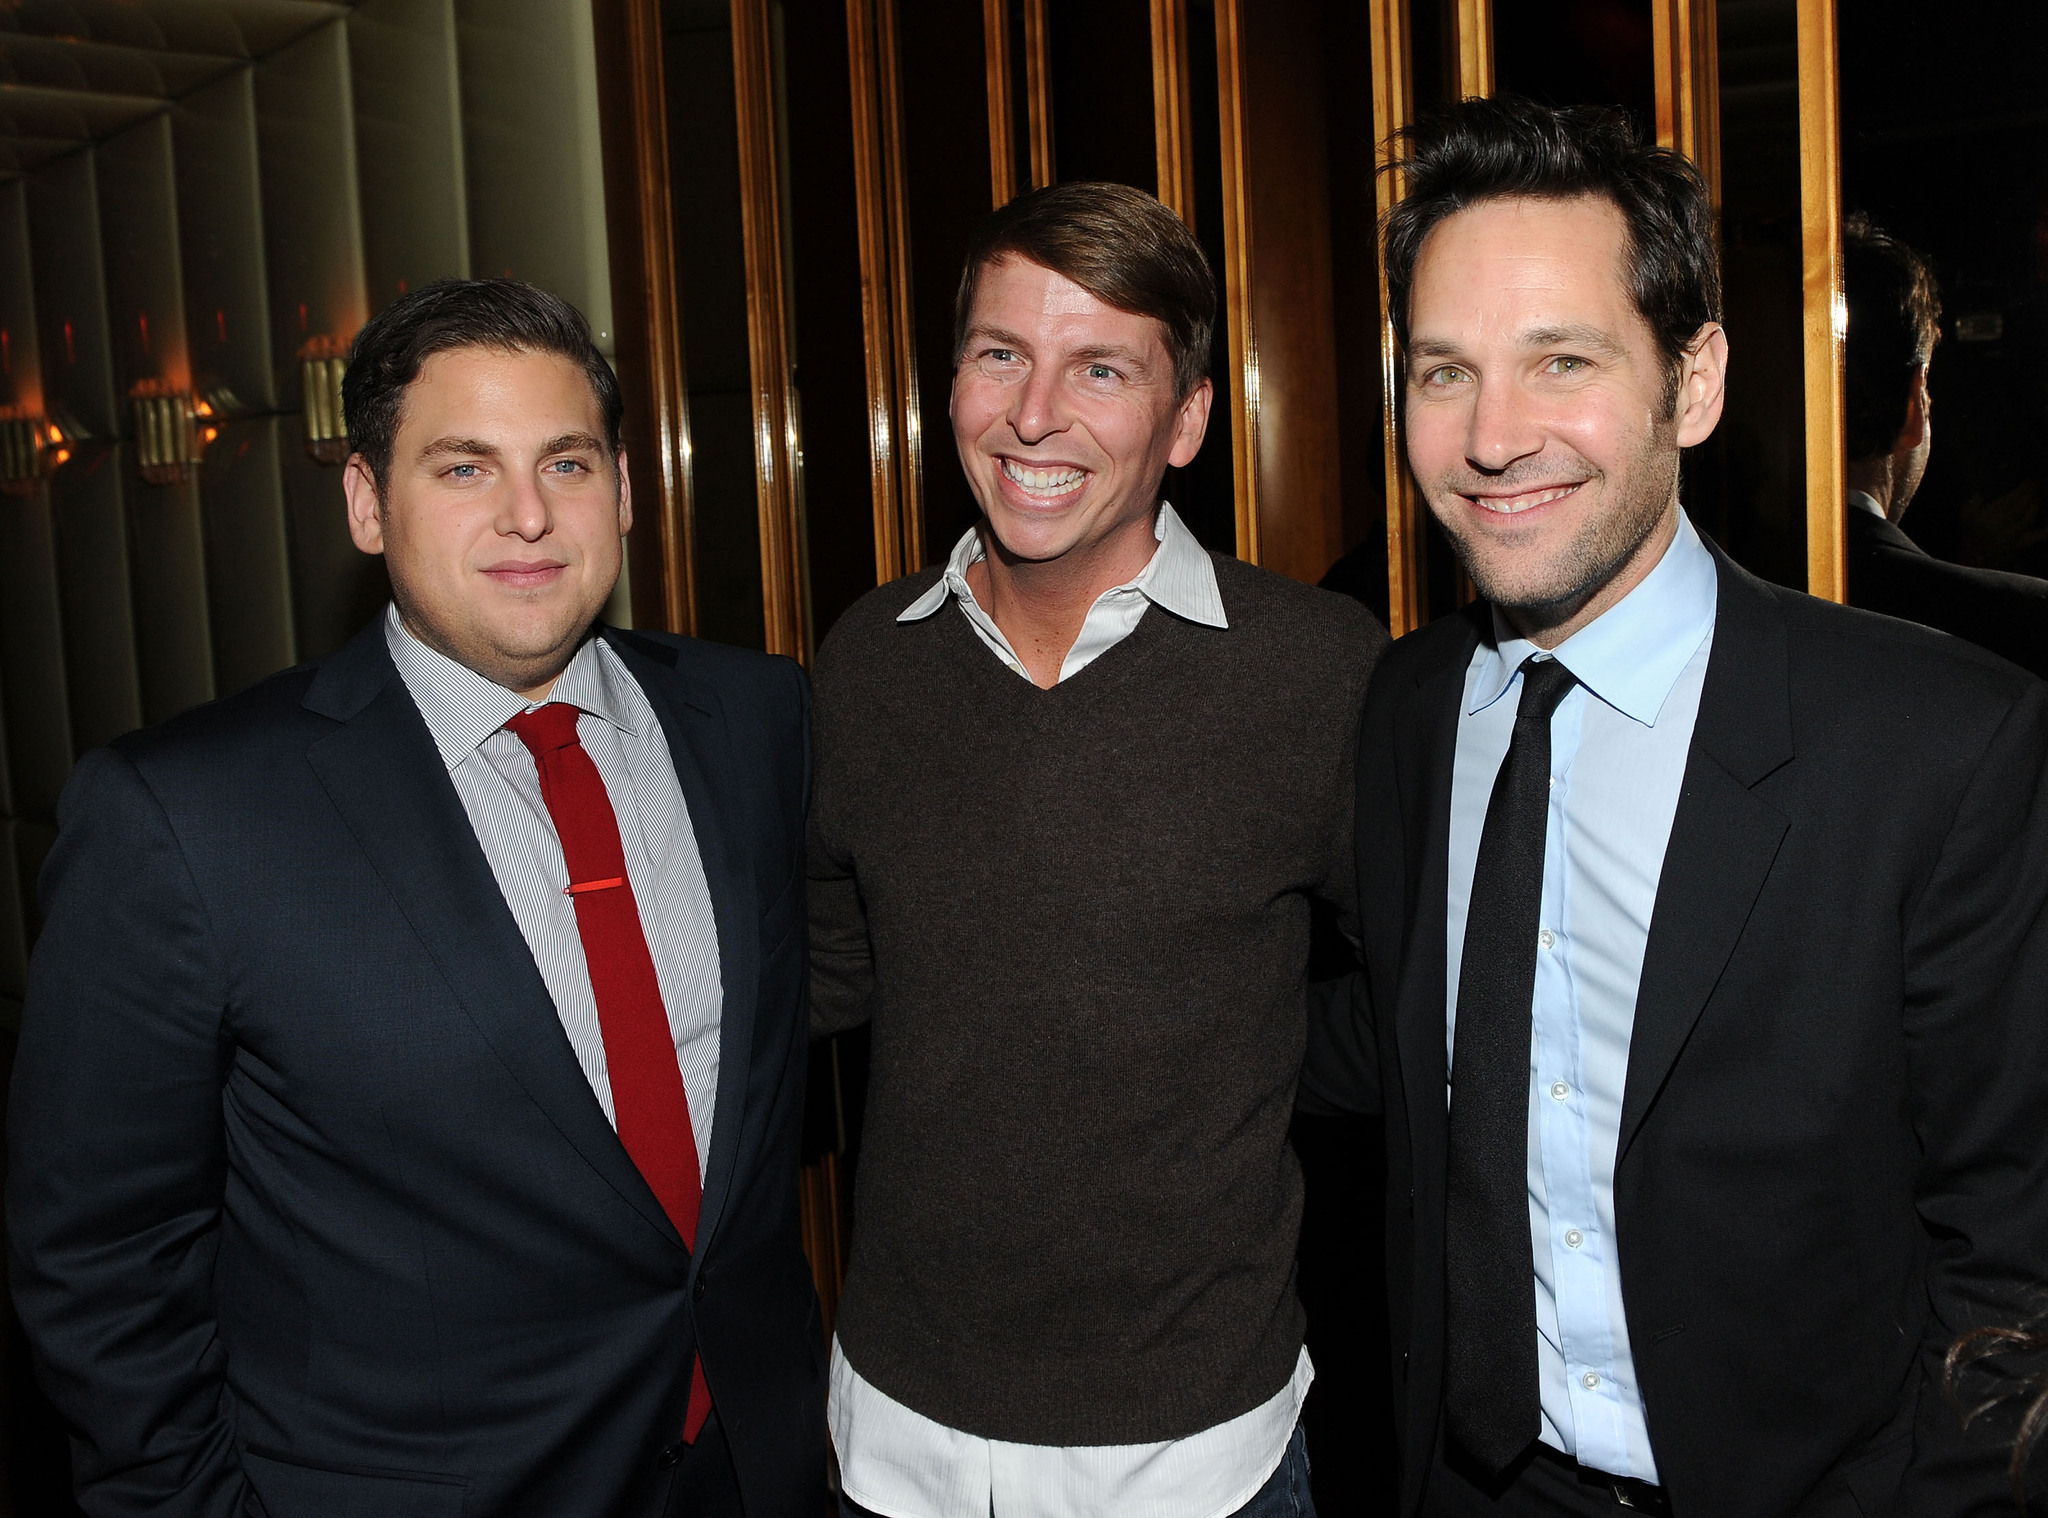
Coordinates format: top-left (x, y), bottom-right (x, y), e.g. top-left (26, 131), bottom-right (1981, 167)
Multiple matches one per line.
top-left (1847, 503), bottom-right (2048, 677)
top-left (6, 621), bottom-right (824, 1518)
top-left (1304, 547), bottom-right (2048, 1515)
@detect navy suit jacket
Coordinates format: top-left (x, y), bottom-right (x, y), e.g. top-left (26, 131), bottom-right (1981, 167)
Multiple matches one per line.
top-left (6, 618), bottom-right (825, 1517)
top-left (1305, 550), bottom-right (2048, 1515)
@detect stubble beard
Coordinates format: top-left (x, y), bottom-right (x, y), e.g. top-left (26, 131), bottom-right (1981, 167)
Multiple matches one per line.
top-left (1433, 435), bottom-right (1680, 634)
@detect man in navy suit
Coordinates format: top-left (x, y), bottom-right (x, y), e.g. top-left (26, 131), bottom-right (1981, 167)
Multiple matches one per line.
top-left (7, 279), bottom-right (823, 1517)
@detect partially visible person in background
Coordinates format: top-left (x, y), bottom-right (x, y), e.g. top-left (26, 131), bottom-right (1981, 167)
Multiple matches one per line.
top-left (1844, 212), bottom-right (2048, 676)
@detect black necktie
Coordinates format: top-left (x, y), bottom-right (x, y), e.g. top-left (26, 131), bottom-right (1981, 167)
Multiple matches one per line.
top-left (1444, 654), bottom-right (1579, 1473)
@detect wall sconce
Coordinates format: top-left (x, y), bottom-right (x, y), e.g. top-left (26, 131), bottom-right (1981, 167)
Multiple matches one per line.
top-left (131, 380), bottom-right (203, 487)
top-left (0, 408), bottom-right (73, 496)
top-left (300, 335), bottom-right (349, 465)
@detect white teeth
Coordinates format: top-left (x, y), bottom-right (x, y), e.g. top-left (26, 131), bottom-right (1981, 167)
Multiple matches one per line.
top-left (1003, 459), bottom-right (1086, 495)
top-left (1475, 484), bottom-right (1579, 514)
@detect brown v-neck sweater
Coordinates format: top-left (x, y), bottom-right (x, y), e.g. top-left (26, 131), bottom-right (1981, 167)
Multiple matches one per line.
top-left (808, 552), bottom-right (1387, 1445)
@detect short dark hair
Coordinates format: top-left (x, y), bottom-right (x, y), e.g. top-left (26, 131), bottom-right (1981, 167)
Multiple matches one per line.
top-left (342, 278), bottom-right (624, 493)
top-left (1844, 212), bottom-right (1941, 462)
top-left (1381, 96), bottom-right (1722, 411)
top-left (953, 181), bottom-right (1215, 398)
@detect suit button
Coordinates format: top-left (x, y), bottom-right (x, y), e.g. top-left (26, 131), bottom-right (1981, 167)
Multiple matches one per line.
top-left (693, 1273), bottom-right (708, 1302)
top-left (657, 1442), bottom-right (686, 1469)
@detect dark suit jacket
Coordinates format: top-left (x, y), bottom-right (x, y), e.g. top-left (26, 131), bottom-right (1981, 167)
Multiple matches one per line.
top-left (1847, 504), bottom-right (2048, 678)
top-left (1303, 548), bottom-right (2048, 1516)
top-left (6, 619), bottom-right (824, 1518)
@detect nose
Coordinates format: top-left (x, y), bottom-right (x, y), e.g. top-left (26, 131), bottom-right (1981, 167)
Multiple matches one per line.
top-left (1008, 359), bottom-right (1070, 447)
top-left (1464, 374), bottom-right (1545, 476)
top-left (497, 467), bottom-right (552, 543)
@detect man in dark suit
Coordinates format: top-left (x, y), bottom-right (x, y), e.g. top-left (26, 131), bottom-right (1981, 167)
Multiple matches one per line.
top-left (1303, 99), bottom-right (2048, 1515)
top-left (1841, 213), bottom-right (2048, 677)
top-left (6, 279), bottom-right (823, 1517)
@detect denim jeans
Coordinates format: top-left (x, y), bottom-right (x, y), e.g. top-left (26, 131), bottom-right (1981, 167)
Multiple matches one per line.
top-left (1230, 1421), bottom-right (1315, 1518)
top-left (838, 1422), bottom-right (1316, 1518)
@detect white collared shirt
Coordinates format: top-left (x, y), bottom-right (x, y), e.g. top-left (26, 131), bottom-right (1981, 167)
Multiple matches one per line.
top-left (838, 503), bottom-right (1304, 1517)
top-left (830, 1343), bottom-right (1313, 1518)
top-left (1445, 512), bottom-right (1720, 1482)
top-left (1846, 488), bottom-right (1887, 520)
top-left (383, 607), bottom-right (723, 1173)
top-left (895, 502), bottom-right (1228, 681)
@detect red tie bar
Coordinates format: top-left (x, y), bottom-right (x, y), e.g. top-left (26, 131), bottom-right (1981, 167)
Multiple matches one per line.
top-left (565, 877), bottom-right (625, 895)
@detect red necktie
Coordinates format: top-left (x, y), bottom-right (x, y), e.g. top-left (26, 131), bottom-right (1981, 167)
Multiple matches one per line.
top-left (507, 702), bottom-right (713, 1442)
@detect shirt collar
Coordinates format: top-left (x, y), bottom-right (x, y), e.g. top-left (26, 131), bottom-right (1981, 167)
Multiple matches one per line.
top-left (1470, 510), bottom-right (1718, 728)
top-left (895, 502), bottom-right (1228, 629)
top-left (383, 604), bottom-right (644, 770)
top-left (1846, 488), bottom-right (1887, 520)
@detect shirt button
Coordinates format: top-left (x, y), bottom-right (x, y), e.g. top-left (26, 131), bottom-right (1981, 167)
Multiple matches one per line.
top-left (1582, 1371), bottom-right (1601, 1390)
top-left (1550, 1081), bottom-right (1571, 1100)
top-left (1538, 929), bottom-right (1556, 950)
top-left (1564, 1228), bottom-right (1584, 1249)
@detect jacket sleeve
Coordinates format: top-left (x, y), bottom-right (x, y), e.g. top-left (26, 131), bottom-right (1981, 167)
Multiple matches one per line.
top-left (1299, 646), bottom-right (1407, 1120)
top-left (1897, 678), bottom-right (2048, 1506)
top-left (6, 746), bottom-right (250, 1518)
top-left (805, 657), bottom-right (873, 1040)
top-left (1299, 971), bottom-right (1381, 1118)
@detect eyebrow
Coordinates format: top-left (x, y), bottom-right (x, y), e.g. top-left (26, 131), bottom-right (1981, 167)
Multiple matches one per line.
top-left (1407, 323), bottom-right (1630, 364)
top-left (415, 432), bottom-right (609, 465)
top-left (417, 436), bottom-right (499, 463)
top-left (1070, 342), bottom-right (1152, 371)
top-left (964, 324), bottom-right (1029, 351)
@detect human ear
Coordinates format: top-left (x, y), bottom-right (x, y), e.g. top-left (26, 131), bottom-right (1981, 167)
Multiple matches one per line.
top-left (1897, 365), bottom-right (1930, 449)
top-left (342, 455), bottom-right (386, 556)
top-left (614, 447), bottom-right (634, 536)
top-left (1168, 376), bottom-right (1214, 468)
top-left (1673, 323), bottom-right (1729, 448)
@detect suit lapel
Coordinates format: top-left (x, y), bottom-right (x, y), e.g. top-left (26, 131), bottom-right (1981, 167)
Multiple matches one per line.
top-left (605, 630), bottom-right (759, 1261)
top-left (1618, 553), bottom-right (1794, 1160)
top-left (1397, 611), bottom-right (1485, 1173)
top-left (301, 624), bottom-right (685, 1251)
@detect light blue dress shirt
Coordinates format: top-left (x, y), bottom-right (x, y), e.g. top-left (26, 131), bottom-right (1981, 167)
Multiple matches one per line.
top-left (1444, 511), bottom-right (1719, 1483)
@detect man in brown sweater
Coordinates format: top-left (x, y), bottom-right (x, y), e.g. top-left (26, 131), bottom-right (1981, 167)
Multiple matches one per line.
top-left (809, 182), bottom-right (1386, 1518)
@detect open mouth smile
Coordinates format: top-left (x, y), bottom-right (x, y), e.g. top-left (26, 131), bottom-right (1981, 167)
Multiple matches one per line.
top-left (1001, 458), bottom-right (1089, 502)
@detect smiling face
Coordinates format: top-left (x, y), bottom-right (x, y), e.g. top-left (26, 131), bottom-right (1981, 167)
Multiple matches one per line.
top-left (950, 255), bottom-right (1211, 572)
top-left (1404, 194), bottom-right (1726, 643)
top-left (343, 345), bottom-right (630, 697)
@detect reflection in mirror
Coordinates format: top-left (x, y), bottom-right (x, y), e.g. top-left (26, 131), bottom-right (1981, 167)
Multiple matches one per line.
top-left (1699, 0), bottom-right (1805, 588)
top-left (1840, 5), bottom-right (2048, 594)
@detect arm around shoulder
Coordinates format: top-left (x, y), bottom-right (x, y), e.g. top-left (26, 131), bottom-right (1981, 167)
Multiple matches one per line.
top-left (7, 746), bottom-right (249, 1517)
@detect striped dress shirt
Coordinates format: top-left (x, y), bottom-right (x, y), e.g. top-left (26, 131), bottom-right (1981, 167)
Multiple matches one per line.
top-left (384, 606), bottom-right (723, 1174)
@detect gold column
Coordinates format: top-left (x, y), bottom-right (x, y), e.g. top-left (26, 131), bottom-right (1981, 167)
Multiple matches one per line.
top-left (1369, 0), bottom-right (1422, 634)
top-left (1023, 0), bottom-right (1054, 189)
top-left (1453, 0), bottom-right (1493, 99)
top-left (850, 0), bottom-right (924, 582)
top-left (1213, 0), bottom-right (1259, 566)
top-left (1797, 0), bottom-right (1845, 603)
top-left (1151, 0), bottom-right (1198, 227)
top-left (732, 0), bottom-right (808, 657)
top-left (1652, 0), bottom-right (1721, 205)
